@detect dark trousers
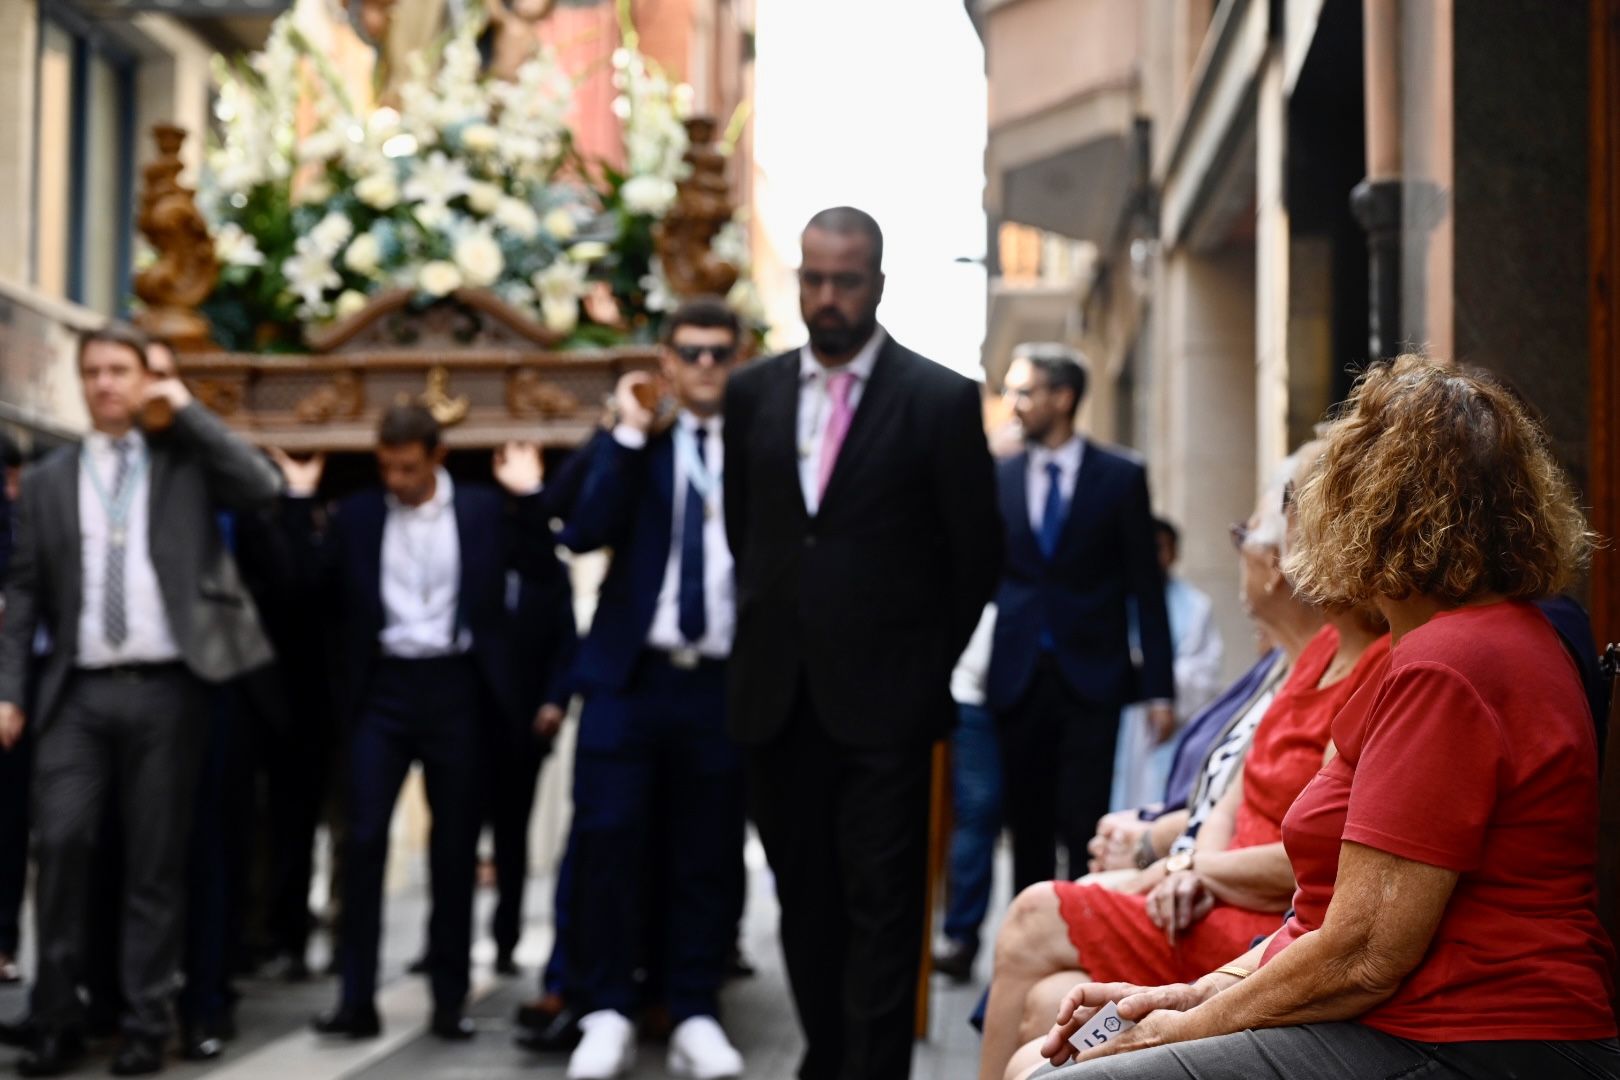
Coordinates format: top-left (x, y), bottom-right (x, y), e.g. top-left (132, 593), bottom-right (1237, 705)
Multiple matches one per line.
top-left (255, 662), bottom-right (328, 962)
top-left (748, 682), bottom-right (933, 1080)
top-left (1039, 1023), bottom-right (1620, 1079)
top-left (32, 664), bottom-right (205, 1039)
top-left (540, 833), bottom-right (575, 997)
top-left (942, 702), bottom-right (1001, 948)
top-left (338, 656), bottom-right (485, 1014)
top-left (568, 654), bottom-right (744, 1022)
top-left (489, 729), bottom-right (547, 957)
top-left (998, 657), bottom-right (1119, 892)
top-left (0, 724), bottom-right (31, 956)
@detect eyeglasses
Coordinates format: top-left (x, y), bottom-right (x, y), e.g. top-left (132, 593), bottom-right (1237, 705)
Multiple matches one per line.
top-left (672, 344), bottom-right (737, 366)
top-left (1229, 521), bottom-right (1252, 550)
top-left (1281, 479), bottom-right (1296, 513)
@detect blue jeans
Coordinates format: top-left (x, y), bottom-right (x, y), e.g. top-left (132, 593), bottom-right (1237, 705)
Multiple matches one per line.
top-left (942, 703), bottom-right (1002, 947)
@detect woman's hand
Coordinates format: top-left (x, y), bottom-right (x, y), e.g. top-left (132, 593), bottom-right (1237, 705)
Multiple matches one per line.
top-left (1088, 816), bottom-right (1149, 873)
top-left (1038, 980), bottom-right (1208, 1068)
top-left (1144, 870), bottom-right (1213, 943)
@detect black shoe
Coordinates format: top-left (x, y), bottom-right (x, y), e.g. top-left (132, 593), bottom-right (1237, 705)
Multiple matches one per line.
top-left (16, 1031), bottom-right (85, 1077)
top-left (931, 937), bottom-right (977, 983)
top-left (310, 1004), bottom-right (381, 1039)
top-left (493, 951), bottom-right (518, 978)
top-left (429, 1012), bottom-right (475, 1041)
top-left (109, 1035), bottom-right (164, 1076)
top-left (406, 955), bottom-right (430, 976)
top-left (512, 997), bottom-right (580, 1052)
top-left (180, 1020), bottom-right (228, 1062)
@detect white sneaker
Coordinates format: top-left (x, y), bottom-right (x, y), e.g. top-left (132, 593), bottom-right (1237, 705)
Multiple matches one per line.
top-left (667, 1015), bottom-right (744, 1079)
top-left (566, 1010), bottom-right (636, 1079)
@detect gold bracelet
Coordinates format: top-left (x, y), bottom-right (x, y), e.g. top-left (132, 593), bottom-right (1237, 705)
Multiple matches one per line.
top-left (1213, 964), bottom-right (1253, 980)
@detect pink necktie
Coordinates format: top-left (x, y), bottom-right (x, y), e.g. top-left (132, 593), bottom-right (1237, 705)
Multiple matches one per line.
top-left (816, 370), bottom-right (857, 502)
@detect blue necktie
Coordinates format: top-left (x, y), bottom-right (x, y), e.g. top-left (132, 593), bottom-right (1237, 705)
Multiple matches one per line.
top-left (1037, 460), bottom-right (1066, 559)
top-left (677, 427), bottom-right (708, 644)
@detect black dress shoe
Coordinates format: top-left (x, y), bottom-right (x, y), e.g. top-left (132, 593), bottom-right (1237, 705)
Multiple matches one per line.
top-left (16, 1031), bottom-right (85, 1077)
top-left (493, 950), bottom-right (518, 977)
top-left (931, 937), bottom-right (977, 982)
top-left (109, 1035), bottom-right (164, 1076)
top-left (429, 1012), bottom-right (476, 1041)
top-left (180, 1021), bottom-right (228, 1062)
top-left (512, 997), bottom-right (580, 1052)
top-left (310, 1004), bottom-right (381, 1039)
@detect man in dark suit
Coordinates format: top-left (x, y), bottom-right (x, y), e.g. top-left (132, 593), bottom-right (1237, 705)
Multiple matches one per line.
top-left (723, 208), bottom-right (1002, 1080)
top-left (986, 343), bottom-right (1174, 894)
top-left (555, 296), bottom-right (748, 1080)
top-left (0, 323), bottom-right (282, 1076)
top-left (273, 405), bottom-right (545, 1042)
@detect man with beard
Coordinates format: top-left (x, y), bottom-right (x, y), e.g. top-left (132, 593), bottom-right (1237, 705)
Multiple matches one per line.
top-left (722, 208), bottom-right (1002, 1080)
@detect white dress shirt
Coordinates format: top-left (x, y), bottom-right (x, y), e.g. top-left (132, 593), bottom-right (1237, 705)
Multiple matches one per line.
top-left (379, 467), bottom-right (468, 658)
top-left (77, 431), bottom-right (180, 668)
top-left (1025, 435), bottom-right (1085, 533)
top-left (796, 326), bottom-right (887, 515)
top-left (617, 414), bottom-right (736, 657)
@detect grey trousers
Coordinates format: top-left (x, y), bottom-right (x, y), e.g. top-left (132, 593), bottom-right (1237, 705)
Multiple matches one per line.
top-left (1035, 1023), bottom-right (1620, 1079)
top-left (32, 665), bottom-right (205, 1038)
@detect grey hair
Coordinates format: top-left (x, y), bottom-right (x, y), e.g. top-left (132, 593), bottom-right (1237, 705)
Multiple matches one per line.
top-left (1245, 448), bottom-right (1306, 552)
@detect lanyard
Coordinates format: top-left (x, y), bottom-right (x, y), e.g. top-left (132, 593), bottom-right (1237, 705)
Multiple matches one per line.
top-left (674, 422), bottom-right (721, 505)
top-left (81, 442), bottom-right (147, 547)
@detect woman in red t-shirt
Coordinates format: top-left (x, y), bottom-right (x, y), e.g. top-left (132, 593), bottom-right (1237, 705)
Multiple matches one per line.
top-left (1019, 356), bottom-right (1619, 1080)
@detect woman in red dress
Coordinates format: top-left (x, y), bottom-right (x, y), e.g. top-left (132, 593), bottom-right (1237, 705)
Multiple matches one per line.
top-left (977, 446), bottom-right (1389, 1080)
top-left (1024, 356), bottom-right (1617, 1080)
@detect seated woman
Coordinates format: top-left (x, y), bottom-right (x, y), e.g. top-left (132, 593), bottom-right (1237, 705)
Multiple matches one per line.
top-left (1024, 355), bottom-right (1618, 1080)
top-left (978, 447), bottom-right (1392, 1080)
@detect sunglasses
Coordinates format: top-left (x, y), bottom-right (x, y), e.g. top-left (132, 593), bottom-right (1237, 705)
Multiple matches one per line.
top-left (673, 344), bottom-right (737, 365)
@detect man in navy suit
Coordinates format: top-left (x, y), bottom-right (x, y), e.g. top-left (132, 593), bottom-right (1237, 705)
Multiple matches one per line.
top-left (272, 405), bottom-right (546, 1042)
top-left (987, 343), bottom-right (1175, 894)
top-left (555, 297), bottom-right (747, 1080)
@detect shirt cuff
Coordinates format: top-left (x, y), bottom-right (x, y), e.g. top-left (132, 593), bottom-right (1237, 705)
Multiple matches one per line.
top-left (612, 424), bottom-right (648, 450)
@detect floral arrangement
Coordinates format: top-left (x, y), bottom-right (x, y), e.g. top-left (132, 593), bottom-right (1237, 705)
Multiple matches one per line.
top-left (198, 8), bottom-right (760, 352)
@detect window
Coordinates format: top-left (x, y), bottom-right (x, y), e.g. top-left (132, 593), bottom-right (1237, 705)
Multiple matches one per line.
top-left (33, 4), bottom-right (138, 316)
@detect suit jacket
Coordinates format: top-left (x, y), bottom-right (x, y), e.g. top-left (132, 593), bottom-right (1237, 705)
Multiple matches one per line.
top-left (985, 441), bottom-right (1173, 712)
top-left (558, 428), bottom-right (685, 695)
top-left (284, 482), bottom-right (548, 728)
top-left (723, 336), bottom-right (1003, 748)
top-left (0, 404), bottom-right (282, 730)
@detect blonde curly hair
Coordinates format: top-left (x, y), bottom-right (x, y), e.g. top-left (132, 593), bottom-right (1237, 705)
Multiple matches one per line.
top-left (1283, 354), bottom-right (1594, 607)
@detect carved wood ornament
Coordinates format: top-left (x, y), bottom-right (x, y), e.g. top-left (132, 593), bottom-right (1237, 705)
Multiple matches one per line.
top-left (133, 125), bottom-right (218, 351)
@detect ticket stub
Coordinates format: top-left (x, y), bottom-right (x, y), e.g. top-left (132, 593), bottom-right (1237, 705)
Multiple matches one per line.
top-left (1067, 1001), bottom-right (1136, 1054)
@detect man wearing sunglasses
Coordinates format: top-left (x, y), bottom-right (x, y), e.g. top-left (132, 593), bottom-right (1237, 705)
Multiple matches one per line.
top-left (552, 296), bottom-right (747, 1080)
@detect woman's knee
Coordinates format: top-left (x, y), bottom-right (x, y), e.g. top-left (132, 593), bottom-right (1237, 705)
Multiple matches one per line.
top-left (994, 882), bottom-right (1073, 972)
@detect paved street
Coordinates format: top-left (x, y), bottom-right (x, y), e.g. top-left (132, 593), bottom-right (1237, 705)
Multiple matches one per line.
top-left (0, 837), bottom-right (1003, 1080)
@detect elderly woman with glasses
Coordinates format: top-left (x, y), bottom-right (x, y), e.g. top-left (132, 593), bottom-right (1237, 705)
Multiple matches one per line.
top-left (981, 444), bottom-right (1391, 1080)
top-left (1026, 355), bottom-right (1619, 1080)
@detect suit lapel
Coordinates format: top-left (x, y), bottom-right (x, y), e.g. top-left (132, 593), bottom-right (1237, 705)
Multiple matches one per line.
top-left (54, 450), bottom-right (84, 659)
top-left (359, 494), bottom-right (388, 631)
top-left (1003, 453), bottom-right (1041, 562)
top-left (818, 338), bottom-right (903, 513)
top-left (1054, 440), bottom-right (1100, 557)
top-left (766, 355), bottom-right (810, 522)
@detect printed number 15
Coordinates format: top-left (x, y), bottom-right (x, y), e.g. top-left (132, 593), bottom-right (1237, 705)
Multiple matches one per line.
top-left (1081, 1028), bottom-right (1109, 1048)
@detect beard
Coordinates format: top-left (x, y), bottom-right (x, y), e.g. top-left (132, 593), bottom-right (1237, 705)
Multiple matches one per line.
top-left (806, 308), bottom-right (877, 358)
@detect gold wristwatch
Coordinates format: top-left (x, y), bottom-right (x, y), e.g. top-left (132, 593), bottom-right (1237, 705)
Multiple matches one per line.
top-left (1165, 850), bottom-right (1195, 875)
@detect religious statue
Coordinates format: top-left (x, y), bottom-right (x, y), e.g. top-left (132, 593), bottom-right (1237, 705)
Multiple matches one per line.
top-left (653, 117), bottom-right (742, 299)
top-left (133, 125), bottom-right (218, 351)
top-left (483, 0), bottom-right (556, 82)
top-left (349, 0), bottom-right (455, 104)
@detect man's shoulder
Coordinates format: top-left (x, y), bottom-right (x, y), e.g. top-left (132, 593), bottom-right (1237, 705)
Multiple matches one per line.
top-left (729, 349), bottom-right (797, 394)
top-left (1085, 439), bottom-right (1148, 475)
top-left (883, 338), bottom-right (979, 398)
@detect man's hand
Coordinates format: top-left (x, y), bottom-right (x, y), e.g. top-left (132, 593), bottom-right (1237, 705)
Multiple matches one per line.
top-left (1147, 703), bottom-right (1177, 745)
top-left (614, 372), bottom-right (657, 434)
top-left (533, 703), bottom-right (565, 739)
top-left (494, 441), bottom-right (544, 495)
top-left (142, 377), bottom-right (193, 412)
top-left (268, 447), bottom-right (326, 497)
top-left (0, 704), bottom-right (26, 751)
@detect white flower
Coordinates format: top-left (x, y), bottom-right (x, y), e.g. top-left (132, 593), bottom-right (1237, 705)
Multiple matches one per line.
top-left (214, 223), bottom-right (265, 268)
top-left (542, 296), bottom-right (579, 335)
top-left (404, 152), bottom-right (472, 208)
top-left (639, 257), bottom-right (678, 314)
top-left (533, 259), bottom-right (586, 334)
top-left (293, 175), bottom-right (333, 206)
top-left (461, 123), bottom-right (499, 154)
top-left (453, 230), bottom-right (504, 288)
top-left (344, 232), bottom-right (382, 275)
top-left (495, 197), bottom-right (541, 239)
top-left (542, 207), bottom-right (576, 240)
top-left (712, 217), bottom-right (751, 270)
top-left (309, 212), bottom-right (354, 258)
top-left (418, 260), bottom-right (463, 297)
top-left (727, 279), bottom-right (766, 325)
top-left (334, 289), bottom-right (369, 319)
top-left (568, 241), bottom-right (610, 263)
top-left (415, 201), bottom-right (452, 230)
top-left (282, 237), bottom-right (340, 308)
top-left (298, 127), bottom-right (344, 164)
top-left (355, 171), bottom-right (400, 211)
top-left (466, 181), bottom-right (502, 216)
top-left (620, 175), bottom-right (678, 217)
